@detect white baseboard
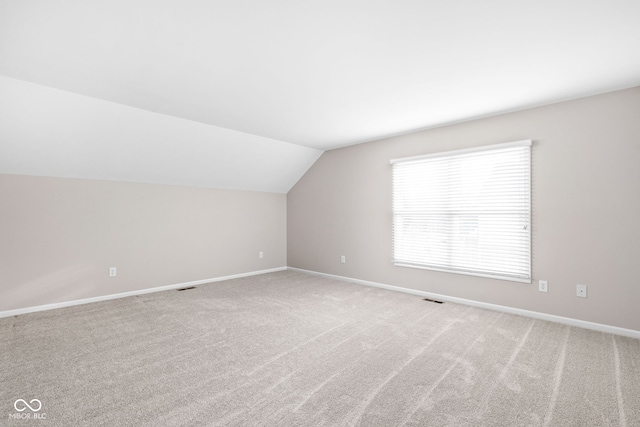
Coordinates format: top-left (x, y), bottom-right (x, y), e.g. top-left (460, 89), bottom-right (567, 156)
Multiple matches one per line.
top-left (0, 267), bottom-right (287, 319)
top-left (4, 266), bottom-right (638, 340)
top-left (287, 267), bottom-right (640, 340)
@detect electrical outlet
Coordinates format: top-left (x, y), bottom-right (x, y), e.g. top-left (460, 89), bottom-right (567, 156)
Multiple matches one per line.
top-left (109, 267), bottom-right (117, 277)
top-left (259, 251), bottom-right (264, 259)
top-left (576, 284), bottom-right (587, 298)
top-left (538, 280), bottom-right (548, 292)
top-left (340, 255), bottom-right (346, 264)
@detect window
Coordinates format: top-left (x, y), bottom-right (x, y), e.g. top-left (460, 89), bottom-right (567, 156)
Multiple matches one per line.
top-left (391, 140), bottom-right (531, 283)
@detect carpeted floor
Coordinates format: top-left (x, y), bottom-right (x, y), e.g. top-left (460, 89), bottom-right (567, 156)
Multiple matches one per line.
top-left (1, 270), bottom-right (639, 426)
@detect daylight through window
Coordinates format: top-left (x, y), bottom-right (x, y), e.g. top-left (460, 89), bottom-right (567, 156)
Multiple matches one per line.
top-left (391, 140), bottom-right (531, 282)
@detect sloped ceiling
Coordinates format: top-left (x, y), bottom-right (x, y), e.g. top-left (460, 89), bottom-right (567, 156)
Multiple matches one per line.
top-left (0, 76), bottom-right (321, 193)
top-left (1, 0), bottom-right (640, 192)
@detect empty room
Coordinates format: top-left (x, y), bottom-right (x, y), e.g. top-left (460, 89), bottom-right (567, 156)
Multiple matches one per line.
top-left (1, 1), bottom-right (639, 426)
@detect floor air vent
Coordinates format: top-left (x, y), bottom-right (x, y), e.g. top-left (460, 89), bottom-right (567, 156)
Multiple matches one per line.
top-left (423, 298), bottom-right (443, 304)
top-left (177, 287), bottom-right (196, 291)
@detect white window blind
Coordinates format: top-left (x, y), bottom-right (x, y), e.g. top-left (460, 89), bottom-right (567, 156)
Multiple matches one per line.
top-left (391, 140), bottom-right (531, 283)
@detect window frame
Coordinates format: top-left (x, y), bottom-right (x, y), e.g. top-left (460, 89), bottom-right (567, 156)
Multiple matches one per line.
top-left (390, 140), bottom-right (532, 283)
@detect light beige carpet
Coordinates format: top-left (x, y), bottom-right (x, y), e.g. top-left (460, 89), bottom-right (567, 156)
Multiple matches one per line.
top-left (1, 270), bottom-right (639, 426)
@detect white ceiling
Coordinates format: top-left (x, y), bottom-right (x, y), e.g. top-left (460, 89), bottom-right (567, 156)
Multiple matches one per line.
top-left (0, 76), bottom-right (321, 193)
top-left (1, 0), bottom-right (639, 191)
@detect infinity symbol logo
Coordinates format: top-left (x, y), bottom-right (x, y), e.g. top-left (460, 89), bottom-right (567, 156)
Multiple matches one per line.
top-left (14, 399), bottom-right (42, 412)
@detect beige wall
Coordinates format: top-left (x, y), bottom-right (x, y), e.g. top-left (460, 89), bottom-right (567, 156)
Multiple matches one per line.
top-left (288, 87), bottom-right (640, 331)
top-left (0, 174), bottom-right (286, 311)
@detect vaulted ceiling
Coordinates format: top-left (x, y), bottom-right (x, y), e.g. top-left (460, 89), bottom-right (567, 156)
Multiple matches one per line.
top-left (1, 0), bottom-right (639, 192)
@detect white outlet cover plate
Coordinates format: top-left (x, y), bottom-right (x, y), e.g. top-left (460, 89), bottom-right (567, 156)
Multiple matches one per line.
top-left (576, 284), bottom-right (587, 298)
top-left (538, 280), bottom-right (548, 292)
